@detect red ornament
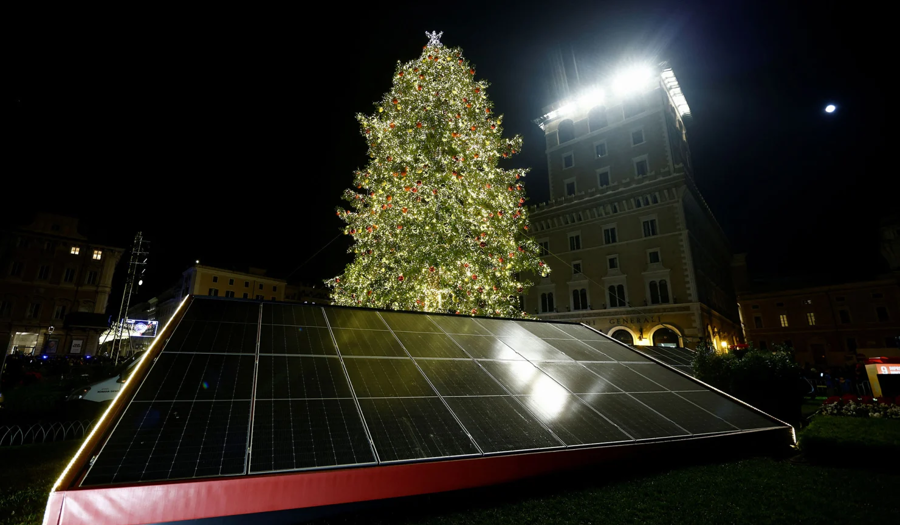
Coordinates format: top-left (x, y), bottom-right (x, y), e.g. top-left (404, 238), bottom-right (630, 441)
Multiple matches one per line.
top-left (471, 125), bottom-right (477, 131)
top-left (392, 98), bottom-right (398, 104)
top-left (398, 72), bottom-right (404, 77)
top-left (417, 85), bottom-right (423, 91)
top-left (485, 108), bottom-right (491, 113)
top-left (402, 207), bottom-right (408, 213)
top-left (472, 274), bottom-right (478, 280)
top-left (517, 287), bottom-right (523, 292)
top-left (429, 266), bottom-right (435, 272)
top-left (480, 242), bottom-right (486, 247)
top-left (412, 187), bottom-right (417, 193)
top-left (472, 308), bottom-right (477, 314)
top-left (485, 184), bottom-right (491, 189)
top-left (413, 68), bottom-right (419, 72)
top-left (502, 153), bottom-right (508, 158)
top-left (416, 122), bottom-right (422, 128)
top-left (464, 263), bottom-right (470, 268)
top-left (416, 180), bottom-right (422, 185)
top-left (419, 74), bottom-right (425, 79)
top-left (458, 59), bottom-right (463, 64)
top-left (470, 69), bottom-right (475, 75)
top-left (398, 275), bottom-right (404, 281)
top-left (335, 278), bottom-right (340, 282)
top-left (518, 246), bottom-right (524, 252)
top-left (474, 87), bottom-right (480, 93)
top-left (386, 156), bottom-right (393, 162)
top-left (432, 189), bottom-right (437, 195)
top-left (491, 124), bottom-right (496, 129)
top-left (389, 122), bottom-right (396, 128)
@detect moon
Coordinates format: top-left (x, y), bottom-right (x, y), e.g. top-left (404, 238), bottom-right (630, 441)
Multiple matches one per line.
top-left (825, 104), bottom-right (836, 113)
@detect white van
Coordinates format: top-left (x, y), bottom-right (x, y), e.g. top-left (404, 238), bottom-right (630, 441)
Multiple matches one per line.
top-left (66, 352), bottom-right (145, 403)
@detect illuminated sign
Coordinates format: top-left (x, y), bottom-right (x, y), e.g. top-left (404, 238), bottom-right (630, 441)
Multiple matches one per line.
top-left (877, 364), bottom-right (900, 375)
top-left (125, 319), bottom-right (158, 338)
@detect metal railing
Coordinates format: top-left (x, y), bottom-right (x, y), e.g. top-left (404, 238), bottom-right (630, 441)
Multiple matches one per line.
top-left (0, 419), bottom-right (95, 447)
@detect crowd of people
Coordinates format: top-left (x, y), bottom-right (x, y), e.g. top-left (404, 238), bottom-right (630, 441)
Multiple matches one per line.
top-left (1, 352), bottom-right (123, 389)
top-left (800, 362), bottom-right (870, 398)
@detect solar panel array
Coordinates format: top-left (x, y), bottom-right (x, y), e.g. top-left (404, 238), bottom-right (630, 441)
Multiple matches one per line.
top-left (81, 298), bottom-right (781, 487)
top-left (634, 346), bottom-right (696, 376)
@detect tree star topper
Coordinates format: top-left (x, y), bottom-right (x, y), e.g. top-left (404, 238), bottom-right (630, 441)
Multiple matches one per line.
top-left (426, 31), bottom-right (443, 47)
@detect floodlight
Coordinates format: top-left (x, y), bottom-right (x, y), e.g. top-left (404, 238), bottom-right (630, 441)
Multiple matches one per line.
top-left (613, 65), bottom-right (654, 96)
top-left (825, 104), bottom-right (836, 113)
top-left (577, 88), bottom-right (604, 109)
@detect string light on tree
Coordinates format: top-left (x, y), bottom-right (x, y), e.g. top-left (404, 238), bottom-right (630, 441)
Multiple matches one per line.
top-left (326, 32), bottom-right (549, 317)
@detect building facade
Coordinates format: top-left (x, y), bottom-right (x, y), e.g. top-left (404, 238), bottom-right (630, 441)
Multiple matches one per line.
top-left (285, 281), bottom-right (331, 305)
top-left (1, 214), bottom-right (124, 356)
top-left (737, 278), bottom-right (900, 366)
top-left (525, 64), bottom-right (739, 349)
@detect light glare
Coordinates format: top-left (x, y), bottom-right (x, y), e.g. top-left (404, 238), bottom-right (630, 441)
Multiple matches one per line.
top-left (825, 104), bottom-right (836, 113)
top-left (613, 66), bottom-right (654, 96)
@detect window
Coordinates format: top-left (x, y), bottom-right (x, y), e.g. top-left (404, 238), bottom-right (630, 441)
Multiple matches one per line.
top-left (273, 286), bottom-right (278, 292)
top-left (611, 203), bottom-right (619, 213)
top-left (648, 250), bottom-right (661, 264)
top-left (623, 97), bottom-right (645, 118)
top-left (608, 256), bottom-right (619, 270)
top-left (642, 218), bottom-right (658, 237)
top-left (634, 197), bottom-right (643, 209)
top-left (803, 299), bottom-right (812, 305)
top-left (597, 168), bottom-right (610, 188)
top-left (259, 284), bottom-right (264, 290)
top-left (37, 265), bottom-right (51, 280)
top-left (212, 276), bottom-right (219, 283)
top-left (876, 306), bottom-right (889, 322)
top-left (9, 261), bottom-right (23, 277)
top-left (562, 153), bottom-right (574, 170)
top-left (634, 157), bottom-right (649, 177)
top-left (538, 241), bottom-right (549, 256)
top-left (92, 250), bottom-right (102, 260)
top-left (244, 281), bottom-right (250, 288)
top-left (540, 292), bottom-right (555, 313)
top-left (839, 310), bottom-right (851, 324)
top-left (564, 178), bottom-right (576, 196)
top-left (779, 314), bottom-right (788, 327)
top-left (53, 305), bottom-right (66, 320)
top-left (587, 107), bottom-right (608, 131)
top-left (209, 288), bottom-right (219, 296)
top-left (242, 292), bottom-right (249, 299)
top-left (631, 128), bottom-right (645, 146)
top-left (572, 288), bottom-right (588, 310)
top-left (43, 240), bottom-right (53, 251)
top-left (651, 194), bottom-right (659, 204)
top-left (568, 233), bottom-right (582, 251)
top-left (594, 141), bottom-right (608, 158)
top-left (754, 315), bottom-right (763, 328)
top-left (272, 296), bottom-right (277, 301)
top-left (557, 119), bottom-right (575, 143)
top-left (648, 280), bottom-right (670, 305)
top-left (63, 268), bottom-right (75, 283)
top-left (86, 271), bottom-right (98, 285)
top-left (608, 284), bottom-right (626, 308)
top-left (847, 338), bottom-right (858, 352)
top-left (806, 312), bottom-right (816, 326)
top-left (256, 294), bottom-right (264, 300)
top-left (751, 304), bottom-right (760, 309)
top-left (70, 246), bottom-right (80, 255)
top-left (229, 278), bottom-right (235, 285)
top-left (0, 300), bottom-right (11, 317)
top-left (572, 262), bottom-right (582, 275)
top-left (225, 291), bottom-right (235, 298)
top-left (603, 226), bottom-right (617, 244)
top-left (27, 302), bottom-right (41, 319)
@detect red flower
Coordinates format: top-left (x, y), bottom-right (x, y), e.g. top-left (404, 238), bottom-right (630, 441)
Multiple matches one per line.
top-left (841, 394), bottom-right (858, 404)
top-left (861, 395), bottom-right (875, 404)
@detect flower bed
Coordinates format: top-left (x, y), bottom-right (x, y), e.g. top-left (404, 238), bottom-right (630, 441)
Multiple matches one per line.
top-left (819, 394), bottom-right (900, 418)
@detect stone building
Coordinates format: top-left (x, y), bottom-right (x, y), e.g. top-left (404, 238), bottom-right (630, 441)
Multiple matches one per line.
top-left (525, 64), bottom-right (739, 349)
top-left (1, 214), bottom-right (124, 356)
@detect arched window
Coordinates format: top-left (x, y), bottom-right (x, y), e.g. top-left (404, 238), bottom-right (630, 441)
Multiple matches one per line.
top-left (607, 286), bottom-right (616, 307)
top-left (610, 329), bottom-right (634, 345)
top-left (653, 327), bottom-right (680, 347)
top-left (588, 107), bottom-right (608, 132)
top-left (616, 285), bottom-right (625, 306)
top-left (580, 289), bottom-right (588, 310)
top-left (541, 292), bottom-right (555, 313)
top-left (649, 281), bottom-right (660, 304)
top-left (608, 285), bottom-right (625, 307)
top-left (557, 119), bottom-right (575, 143)
top-left (572, 289), bottom-right (580, 310)
top-left (659, 280), bottom-right (670, 303)
top-left (571, 288), bottom-right (588, 310)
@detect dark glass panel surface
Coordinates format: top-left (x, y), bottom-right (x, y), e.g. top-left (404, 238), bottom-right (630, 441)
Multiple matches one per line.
top-left (185, 299), bottom-right (257, 323)
top-left (517, 395), bottom-right (631, 445)
top-left (359, 398), bottom-right (479, 461)
top-left (325, 308), bottom-right (388, 330)
top-left (516, 321), bottom-right (574, 339)
top-left (343, 358), bottom-right (435, 397)
top-left (135, 354), bottom-right (254, 402)
top-left (444, 397), bottom-right (560, 453)
top-left (262, 304), bottom-right (327, 326)
top-left (579, 394), bottom-right (689, 440)
top-left (255, 356), bottom-right (352, 399)
top-left (476, 318), bottom-right (538, 338)
top-left (543, 339), bottom-right (613, 361)
top-left (537, 363), bottom-right (621, 394)
top-left (499, 337), bottom-right (573, 361)
top-left (429, 315), bottom-right (492, 335)
top-left (632, 393), bottom-right (736, 434)
top-left (445, 335), bottom-right (524, 360)
top-left (479, 361), bottom-right (569, 397)
top-left (582, 340), bottom-right (650, 362)
top-left (332, 329), bottom-right (407, 357)
top-left (638, 346), bottom-right (695, 366)
top-left (625, 363), bottom-right (700, 391)
top-left (582, 363), bottom-right (666, 392)
top-left (553, 323), bottom-right (606, 340)
top-left (259, 325), bottom-right (336, 356)
top-left (394, 332), bottom-right (469, 359)
top-left (166, 321), bottom-right (257, 354)
top-left (250, 399), bottom-right (374, 472)
top-left (381, 312), bottom-right (441, 333)
top-left (416, 360), bottom-right (507, 396)
top-left (676, 391), bottom-right (778, 429)
top-left (83, 400), bottom-right (250, 486)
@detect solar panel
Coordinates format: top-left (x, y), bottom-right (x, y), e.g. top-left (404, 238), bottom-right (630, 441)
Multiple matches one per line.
top-left (75, 297), bottom-right (789, 494)
top-left (636, 346), bottom-right (696, 376)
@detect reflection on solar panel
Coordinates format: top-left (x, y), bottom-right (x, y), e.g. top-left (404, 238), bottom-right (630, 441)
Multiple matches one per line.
top-left (55, 298), bottom-right (791, 524)
top-left (634, 345), bottom-right (697, 376)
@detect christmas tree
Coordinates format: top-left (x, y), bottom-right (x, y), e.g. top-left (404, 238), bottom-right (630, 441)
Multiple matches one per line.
top-left (327, 31), bottom-right (549, 317)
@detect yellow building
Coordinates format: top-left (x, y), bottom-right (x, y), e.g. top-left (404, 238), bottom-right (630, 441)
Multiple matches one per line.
top-left (525, 63), bottom-right (740, 349)
top-left (181, 265), bottom-right (287, 302)
top-left (1, 214), bottom-right (124, 356)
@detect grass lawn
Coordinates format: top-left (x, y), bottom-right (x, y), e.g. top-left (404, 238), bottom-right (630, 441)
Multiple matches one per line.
top-left (0, 441), bottom-right (79, 525)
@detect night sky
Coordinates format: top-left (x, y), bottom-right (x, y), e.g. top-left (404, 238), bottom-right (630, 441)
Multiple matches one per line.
top-left (6, 1), bottom-right (891, 305)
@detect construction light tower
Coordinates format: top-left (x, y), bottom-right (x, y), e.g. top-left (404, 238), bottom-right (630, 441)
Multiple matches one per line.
top-left (112, 232), bottom-right (149, 365)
